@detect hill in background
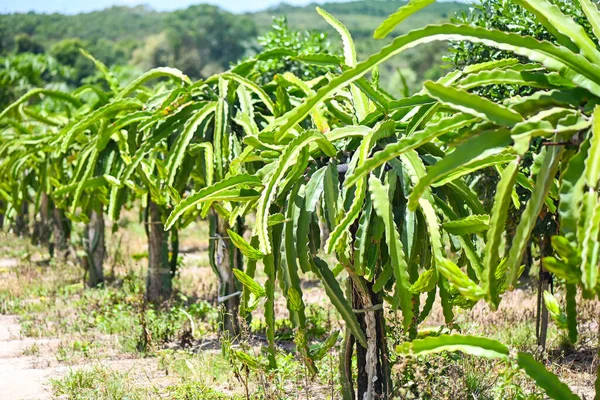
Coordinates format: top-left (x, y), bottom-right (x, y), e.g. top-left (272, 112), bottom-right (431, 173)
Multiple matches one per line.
top-left (256, 1), bottom-right (466, 37)
top-left (0, 1), bottom-right (471, 94)
top-left (253, 1), bottom-right (470, 91)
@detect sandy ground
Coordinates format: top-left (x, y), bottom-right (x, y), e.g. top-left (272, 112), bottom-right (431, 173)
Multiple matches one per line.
top-left (0, 258), bottom-right (18, 269)
top-left (0, 314), bottom-right (170, 399)
top-left (0, 254), bottom-right (65, 399)
top-left (0, 315), bottom-right (67, 400)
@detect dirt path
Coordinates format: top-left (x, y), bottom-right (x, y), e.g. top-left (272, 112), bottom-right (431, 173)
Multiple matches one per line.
top-left (0, 315), bottom-right (66, 400)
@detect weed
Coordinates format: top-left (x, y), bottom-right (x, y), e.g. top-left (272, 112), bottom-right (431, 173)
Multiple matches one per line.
top-left (158, 350), bottom-right (234, 385)
top-left (51, 366), bottom-right (148, 400)
top-left (21, 343), bottom-right (40, 356)
top-left (55, 340), bottom-right (97, 364)
top-left (1, 262), bottom-right (220, 355)
top-left (166, 382), bottom-right (239, 400)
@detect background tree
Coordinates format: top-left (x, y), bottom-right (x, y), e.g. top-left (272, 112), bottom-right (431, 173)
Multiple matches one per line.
top-left (0, 1), bottom-right (469, 94)
top-left (0, 53), bottom-right (71, 108)
top-left (14, 33), bottom-right (45, 55)
top-left (163, 5), bottom-right (256, 79)
top-left (250, 16), bottom-right (339, 84)
top-left (49, 39), bottom-right (100, 85)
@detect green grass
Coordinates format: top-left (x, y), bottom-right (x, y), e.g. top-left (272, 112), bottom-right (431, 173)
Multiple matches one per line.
top-left (0, 263), bottom-right (219, 352)
top-left (51, 364), bottom-right (240, 400)
top-left (165, 383), bottom-right (238, 400)
top-left (21, 343), bottom-right (40, 356)
top-left (55, 340), bottom-right (98, 364)
top-left (51, 366), bottom-right (150, 400)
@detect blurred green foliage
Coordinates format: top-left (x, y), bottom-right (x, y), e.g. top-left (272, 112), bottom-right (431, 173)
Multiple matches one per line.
top-left (450, 0), bottom-right (592, 68)
top-left (0, 1), bottom-right (469, 93)
top-left (0, 5), bottom-right (256, 84)
top-left (0, 52), bottom-right (71, 108)
top-left (251, 16), bottom-right (339, 84)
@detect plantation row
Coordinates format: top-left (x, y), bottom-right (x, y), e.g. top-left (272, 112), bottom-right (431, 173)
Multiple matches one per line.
top-left (1, 0), bottom-right (600, 398)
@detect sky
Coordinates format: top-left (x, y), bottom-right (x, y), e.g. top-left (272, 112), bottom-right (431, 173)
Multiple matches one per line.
top-left (0, 0), bottom-right (354, 14)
